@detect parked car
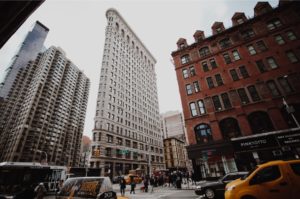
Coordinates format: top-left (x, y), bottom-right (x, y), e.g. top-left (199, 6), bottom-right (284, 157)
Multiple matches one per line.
top-left (56, 177), bottom-right (117, 199)
top-left (195, 172), bottom-right (248, 199)
top-left (225, 160), bottom-right (300, 199)
top-left (124, 174), bottom-right (142, 184)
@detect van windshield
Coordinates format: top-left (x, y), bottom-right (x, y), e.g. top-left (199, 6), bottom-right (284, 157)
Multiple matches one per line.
top-left (59, 178), bottom-right (103, 198)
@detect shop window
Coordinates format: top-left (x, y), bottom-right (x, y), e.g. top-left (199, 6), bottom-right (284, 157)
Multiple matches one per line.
top-left (194, 123), bottom-right (213, 144)
top-left (219, 118), bottom-right (241, 139)
top-left (248, 111), bottom-right (274, 134)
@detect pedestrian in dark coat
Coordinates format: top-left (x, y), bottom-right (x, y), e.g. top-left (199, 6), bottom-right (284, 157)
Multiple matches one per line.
top-left (119, 178), bottom-right (126, 196)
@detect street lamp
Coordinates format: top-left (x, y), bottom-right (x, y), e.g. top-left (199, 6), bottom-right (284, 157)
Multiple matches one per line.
top-left (282, 75), bottom-right (300, 128)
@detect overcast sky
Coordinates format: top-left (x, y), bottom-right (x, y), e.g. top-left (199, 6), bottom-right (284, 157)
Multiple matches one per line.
top-left (0, 0), bottom-right (278, 138)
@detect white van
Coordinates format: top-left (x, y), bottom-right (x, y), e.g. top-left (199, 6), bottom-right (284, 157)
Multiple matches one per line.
top-left (56, 177), bottom-right (117, 199)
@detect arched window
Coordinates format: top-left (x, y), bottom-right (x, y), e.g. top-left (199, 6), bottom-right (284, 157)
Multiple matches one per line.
top-left (248, 111), bottom-right (274, 134)
top-left (121, 29), bottom-right (125, 37)
top-left (219, 118), bottom-right (241, 139)
top-left (194, 124), bottom-right (213, 144)
top-left (181, 54), bottom-right (190, 64)
top-left (115, 22), bottom-right (119, 30)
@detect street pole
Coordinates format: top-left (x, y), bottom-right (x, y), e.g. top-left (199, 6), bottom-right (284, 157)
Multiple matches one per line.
top-left (283, 97), bottom-right (300, 128)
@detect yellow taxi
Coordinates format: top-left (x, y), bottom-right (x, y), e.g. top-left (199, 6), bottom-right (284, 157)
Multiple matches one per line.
top-left (225, 160), bottom-right (300, 199)
top-left (124, 174), bottom-right (142, 184)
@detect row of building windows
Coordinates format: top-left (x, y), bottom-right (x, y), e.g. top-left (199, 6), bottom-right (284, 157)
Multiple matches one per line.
top-left (188, 76), bottom-right (294, 117)
top-left (180, 25), bottom-right (297, 65)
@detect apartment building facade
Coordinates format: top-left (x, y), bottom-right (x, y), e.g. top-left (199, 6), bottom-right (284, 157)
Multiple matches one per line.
top-left (171, 1), bottom-right (300, 179)
top-left (90, 8), bottom-right (165, 177)
top-left (0, 46), bottom-right (90, 167)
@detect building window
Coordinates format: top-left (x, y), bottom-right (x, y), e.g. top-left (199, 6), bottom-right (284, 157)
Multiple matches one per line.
top-left (215, 74), bottom-right (224, 86)
top-left (266, 80), bottom-right (281, 97)
top-left (206, 77), bottom-right (214, 88)
top-left (210, 58), bottom-right (218, 69)
top-left (106, 134), bottom-right (113, 143)
top-left (247, 45), bottom-right (257, 55)
top-left (199, 46), bottom-right (210, 57)
top-left (182, 69), bottom-right (189, 79)
top-left (212, 95), bottom-right (222, 111)
top-left (106, 148), bottom-right (112, 157)
top-left (237, 88), bottom-right (250, 104)
top-left (181, 54), bottom-right (190, 64)
top-left (202, 61), bottom-right (209, 72)
top-left (232, 50), bottom-right (241, 61)
top-left (237, 18), bottom-right (244, 24)
top-left (239, 66), bottom-right (249, 78)
top-left (266, 57), bottom-right (278, 69)
top-left (117, 137), bottom-right (123, 145)
top-left (221, 93), bottom-right (232, 109)
top-left (256, 40), bottom-right (268, 52)
top-left (247, 85), bottom-right (260, 102)
top-left (248, 111), bottom-right (274, 134)
top-left (286, 30), bottom-right (297, 41)
top-left (193, 81), bottom-right (200, 93)
top-left (190, 66), bottom-right (196, 76)
top-left (230, 69), bottom-right (239, 81)
top-left (274, 34), bottom-right (285, 45)
top-left (189, 102), bottom-right (198, 117)
top-left (267, 18), bottom-right (282, 31)
top-left (198, 100), bottom-right (206, 115)
top-left (278, 77), bottom-right (293, 94)
top-left (241, 29), bottom-right (255, 39)
top-left (223, 53), bottom-right (232, 64)
top-left (194, 124), bottom-right (213, 144)
top-left (186, 84), bottom-right (193, 95)
top-left (125, 139), bottom-right (131, 147)
top-left (219, 118), bottom-right (241, 139)
top-left (219, 38), bottom-right (232, 49)
top-left (286, 51), bottom-right (299, 63)
top-left (256, 60), bottom-right (267, 73)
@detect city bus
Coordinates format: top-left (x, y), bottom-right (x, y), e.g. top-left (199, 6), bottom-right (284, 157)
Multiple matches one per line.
top-left (0, 162), bottom-right (67, 197)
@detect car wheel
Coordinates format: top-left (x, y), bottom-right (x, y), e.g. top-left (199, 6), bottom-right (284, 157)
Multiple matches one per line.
top-left (204, 188), bottom-right (215, 199)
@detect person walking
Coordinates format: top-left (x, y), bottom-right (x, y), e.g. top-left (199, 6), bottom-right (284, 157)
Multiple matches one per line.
top-left (149, 176), bottom-right (155, 193)
top-left (119, 178), bottom-right (126, 196)
top-left (34, 183), bottom-right (46, 199)
top-left (143, 178), bottom-right (149, 193)
top-left (130, 179), bottom-right (136, 194)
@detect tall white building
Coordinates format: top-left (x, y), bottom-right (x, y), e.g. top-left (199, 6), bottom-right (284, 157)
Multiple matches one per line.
top-left (0, 46), bottom-right (90, 166)
top-left (160, 111), bottom-right (187, 140)
top-left (90, 8), bottom-right (164, 176)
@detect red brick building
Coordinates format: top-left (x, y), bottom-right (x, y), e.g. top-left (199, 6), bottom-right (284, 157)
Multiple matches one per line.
top-left (171, 1), bottom-right (300, 179)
